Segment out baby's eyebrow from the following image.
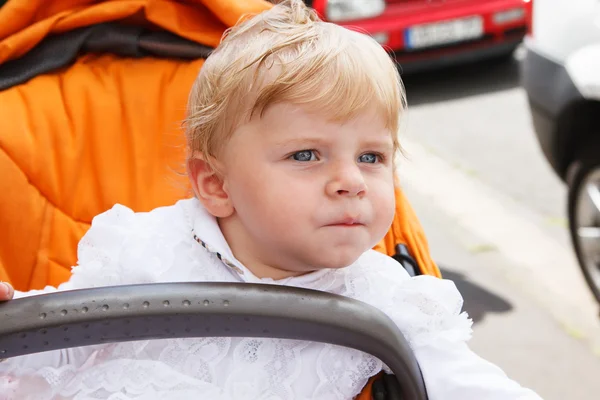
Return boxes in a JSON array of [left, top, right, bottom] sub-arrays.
[[272, 136, 394, 151], [361, 138, 394, 151], [273, 137, 329, 148]]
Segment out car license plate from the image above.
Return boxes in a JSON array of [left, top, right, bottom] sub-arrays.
[[405, 16, 484, 50]]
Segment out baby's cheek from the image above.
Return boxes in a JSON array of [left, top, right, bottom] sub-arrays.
[[372, 184, 396, 235]]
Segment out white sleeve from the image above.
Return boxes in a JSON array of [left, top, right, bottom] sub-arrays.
[[356, 252, 544, 400], [415, 338, 543, 400], [392, 275, 543, 399], [0, 203, 154, 395]]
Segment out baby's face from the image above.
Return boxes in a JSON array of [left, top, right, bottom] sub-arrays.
[[218, 103, 396, 276]]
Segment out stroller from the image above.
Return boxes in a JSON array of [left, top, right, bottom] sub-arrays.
[[0, 1, 441, 398]]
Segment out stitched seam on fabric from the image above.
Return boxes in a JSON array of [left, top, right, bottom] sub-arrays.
[[43, 204, 91, 276], [0, 140, 89, 225], [28, 200, 53, 289], [0, 144, 88, 288], [0, 146, 47, 289]]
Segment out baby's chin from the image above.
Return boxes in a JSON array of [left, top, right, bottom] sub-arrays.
[[310, 248, 367, 270]]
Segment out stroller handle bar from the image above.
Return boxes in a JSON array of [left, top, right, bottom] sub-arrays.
[[0, 282, 427, 399]]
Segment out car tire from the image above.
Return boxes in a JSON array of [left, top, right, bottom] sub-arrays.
[[568, 146, 600, 304]]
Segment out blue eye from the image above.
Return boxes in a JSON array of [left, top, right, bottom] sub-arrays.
[[291, 150, 317, 162], [358, 153, 379, 163]]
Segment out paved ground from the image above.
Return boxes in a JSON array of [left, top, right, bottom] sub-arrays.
[[397, 53, 600, 399]]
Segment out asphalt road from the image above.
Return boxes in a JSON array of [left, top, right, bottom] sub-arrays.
[[397, 53, 600, 400]]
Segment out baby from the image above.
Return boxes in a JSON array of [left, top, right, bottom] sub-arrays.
[[0, 1, 544, 399]]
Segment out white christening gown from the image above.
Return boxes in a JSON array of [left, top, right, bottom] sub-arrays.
[[0, 198, 543, 400]]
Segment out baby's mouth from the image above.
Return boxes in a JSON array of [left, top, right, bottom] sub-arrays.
[[326, 217, 365, 227]]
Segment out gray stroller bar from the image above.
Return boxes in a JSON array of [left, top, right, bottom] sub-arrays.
[[0, 282, 427, 399]]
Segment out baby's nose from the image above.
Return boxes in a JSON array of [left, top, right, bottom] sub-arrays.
[[325, 165, 367, 197]]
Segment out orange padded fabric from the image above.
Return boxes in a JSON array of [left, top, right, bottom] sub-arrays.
[[0, 54, 205, 289], [0, 0, 271, 65], [0, 0, 272, 289]]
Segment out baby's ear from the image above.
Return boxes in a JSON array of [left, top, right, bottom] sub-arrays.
[[187, 154, 234, 218]]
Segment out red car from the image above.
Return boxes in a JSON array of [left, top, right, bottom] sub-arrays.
[[309, 0, 533, 73]]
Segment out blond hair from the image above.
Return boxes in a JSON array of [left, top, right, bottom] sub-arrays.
[[185, 0, 406, 166]]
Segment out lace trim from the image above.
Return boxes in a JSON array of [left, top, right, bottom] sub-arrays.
[[0, 201, 474, 400]]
